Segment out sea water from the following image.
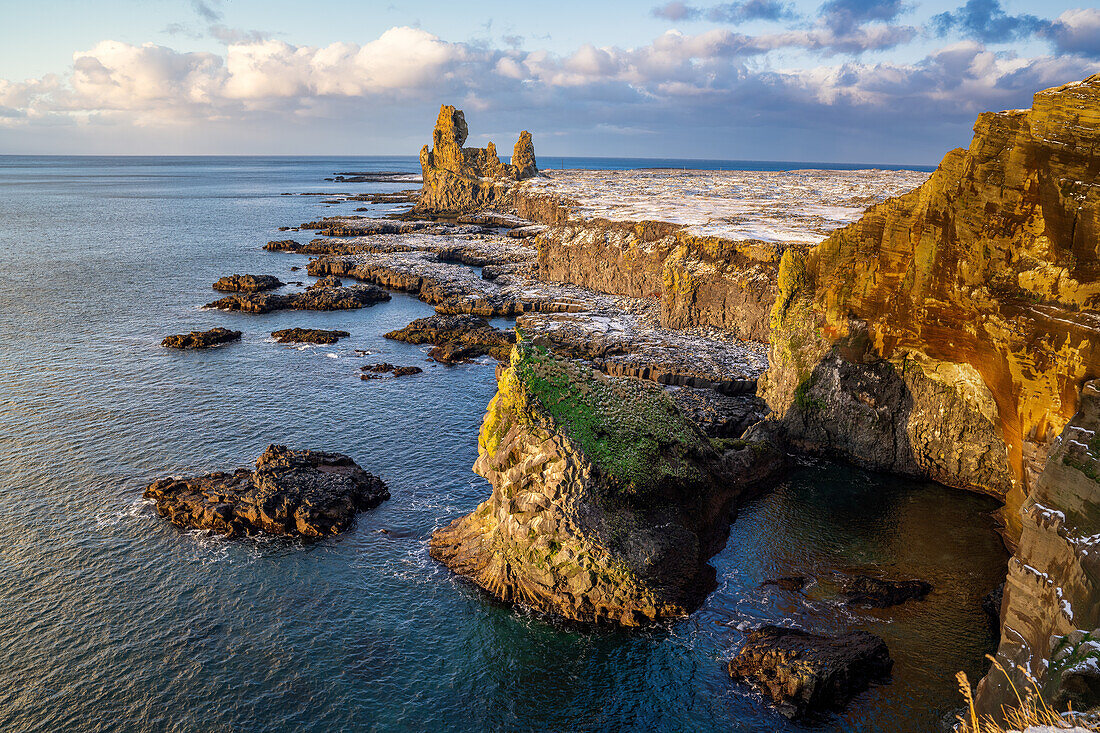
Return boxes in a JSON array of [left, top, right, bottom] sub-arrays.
[[0, 156, 1000, 732]]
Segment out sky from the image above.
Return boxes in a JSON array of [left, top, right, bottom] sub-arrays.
[[0, 0, 1098, 164]]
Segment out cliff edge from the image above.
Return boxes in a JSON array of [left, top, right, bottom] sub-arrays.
[[752, 74, 1100, 717]]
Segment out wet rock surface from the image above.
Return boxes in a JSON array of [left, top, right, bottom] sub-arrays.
[[212, 274, 284, 293], [205, 284, 390, 313], [143, 444, 389, 538], [727, 625, 893, 719], [385, 314, 515, 362], [360, 363, 423, 379], [161, 327, 241, 349], [271, 328, 350, 345], [842, 575, 932, 608]]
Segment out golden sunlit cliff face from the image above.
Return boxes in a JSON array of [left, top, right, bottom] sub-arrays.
[[760, 74, 1100, 539], [755, 74, 1100, 719]]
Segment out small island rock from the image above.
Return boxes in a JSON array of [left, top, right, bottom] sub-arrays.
[[143, 444, 389, 538], [271, 328, 350, 345], [161, 327, 242, 349], [212, 274, 284, 293]]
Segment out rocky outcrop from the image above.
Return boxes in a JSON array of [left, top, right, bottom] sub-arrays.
[[842, 575, 932, 608], [727, 626, 893, 719], [143, 444, 389, 538], [271, 328, 350, 345], [205, 284, 390, 313], [413, 105, 538, 216], [161, 327, 241, 349], [429, 341, 784, 625], [976, 379, 1100, 716], [212, 274, 284, 293], [384, 314, 515, 362], [360, 363, 423, 379], [532, 222, 780, 342], [511, 169, 925, 343], [307, 276, 342, 290]]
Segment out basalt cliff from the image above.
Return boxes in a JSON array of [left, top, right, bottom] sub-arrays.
[[749, 75, 1100, 717]]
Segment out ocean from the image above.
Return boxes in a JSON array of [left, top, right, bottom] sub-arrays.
[[0, 155, 1000, 732]]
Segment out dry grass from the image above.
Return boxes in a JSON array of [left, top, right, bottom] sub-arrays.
[[956, 655, 1100, 732]]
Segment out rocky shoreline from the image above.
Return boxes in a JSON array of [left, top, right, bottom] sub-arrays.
[[149, 77, 1100, 725]]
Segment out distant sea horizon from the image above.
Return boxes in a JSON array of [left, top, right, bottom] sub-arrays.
[[0, 153, 938, 173]]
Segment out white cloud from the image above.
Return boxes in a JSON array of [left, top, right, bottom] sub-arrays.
[[1, 22, 1098, 160]]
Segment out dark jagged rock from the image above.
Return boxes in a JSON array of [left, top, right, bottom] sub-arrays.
[[360, 363, 423, 380], [271, 328, 350, 345], [161, 327, 241, 349], [205, 285, 390, 313], [307, 276, 343, 289], [212, 274, 284, 293], [728, 626, 893, 719], [414, 104, 538, 216], [265, 239, 301, 251], [385, 314, 515, 362], [843, 575, 932, 608], [428, 342, 485, 365], [143, 444, 389, 538], [668, 387, 766, 439]]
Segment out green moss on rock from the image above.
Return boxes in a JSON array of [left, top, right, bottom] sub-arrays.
[[508, 341, 710, 498]]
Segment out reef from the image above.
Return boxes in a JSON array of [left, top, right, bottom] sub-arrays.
[[143, 444, 389, 538], [428, 342, 784, 625], [212, 274, 284, 293], [161, 327, 241, 349], [384, 314, 515, 362], [271, 328, 350, 345], [727, 626, 893, 719], [205, 284, 390, 313]]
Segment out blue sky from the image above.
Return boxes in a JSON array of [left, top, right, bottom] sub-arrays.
[[1, 0, 1097, 163]]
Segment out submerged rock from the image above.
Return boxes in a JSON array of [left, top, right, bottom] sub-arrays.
[[212, 274, 284, 293], [271, 328, 350, 345], [205, 284, 390, 313], [360, 363, 423, 379], [727, 625, 892, 719], [161, 327, 241, 349], [763, 576, 807, 592], [843, 575, 932, 608], [143, 444, 389, 538], [429, 341, 784, 625]]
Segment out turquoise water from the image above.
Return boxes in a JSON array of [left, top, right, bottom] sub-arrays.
[[0, 156, 1000, 731]]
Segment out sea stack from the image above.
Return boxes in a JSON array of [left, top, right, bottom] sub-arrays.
[[429, 341, 783, 625], [414, 104, 538, 216]]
